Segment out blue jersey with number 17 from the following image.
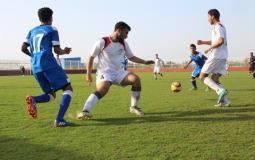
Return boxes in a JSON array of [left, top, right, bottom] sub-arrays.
[[25, 25, 60, 73]]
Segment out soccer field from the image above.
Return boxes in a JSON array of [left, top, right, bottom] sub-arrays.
[[1, 72, 255, 160]]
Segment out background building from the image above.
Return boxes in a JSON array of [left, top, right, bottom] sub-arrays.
[[59, 57, 84, 70]]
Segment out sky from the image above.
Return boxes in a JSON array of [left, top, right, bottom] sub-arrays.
[[0, 0, 254, 62]]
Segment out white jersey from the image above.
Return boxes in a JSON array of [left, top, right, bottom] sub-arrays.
[[154, 58, 162, 68], [208, 23, 228, 60], [90, 38, 134, 72]]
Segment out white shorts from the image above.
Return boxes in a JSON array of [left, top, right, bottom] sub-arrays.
[[154, 66, 161, 73], [201, 59, 227, 75], [96, 70, 129, 86]]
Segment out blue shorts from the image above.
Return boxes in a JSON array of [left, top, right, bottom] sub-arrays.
[[34, 66, 70, 93], [192, 67, 202, 78]]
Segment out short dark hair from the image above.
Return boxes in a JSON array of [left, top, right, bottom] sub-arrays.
[[208, 9, 220, 20], [190, 44, 196, 49], [114, 21, 131, 31], [38, 7, 53, 23]]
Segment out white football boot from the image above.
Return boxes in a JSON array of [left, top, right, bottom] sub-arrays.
[[130, 106, 144, 116]]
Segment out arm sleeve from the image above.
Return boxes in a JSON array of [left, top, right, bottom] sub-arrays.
[[51, 27, 60, 46], [90, 39, 105, 58], [124, 41, 134, 58], [216, 24, 225, 39], [198, 52, 203, 58], [25, 31, 31, 45]]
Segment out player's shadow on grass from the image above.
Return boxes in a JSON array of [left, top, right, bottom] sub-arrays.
[[229, 88, 255, 92], [0, 136, 95, 160], [89, 106, 255, 126], [230, 103, 255, 108], [0, 86, 39, 89]]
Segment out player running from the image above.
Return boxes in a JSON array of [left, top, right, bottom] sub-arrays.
[[153, 54, 165, 80], [197, 9, 230, 107], [77, 22, 154, 120], [21, 7, 73, 127], [184, 44, 207, 90]]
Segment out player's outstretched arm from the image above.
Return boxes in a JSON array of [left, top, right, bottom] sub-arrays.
[[21, 43, 31, 57], [54, 46, 72, 55], [86, 56, 94, 83], [197, 40, 211, 46], [128, 56, 154, 65], [184, 60, 192, 69]]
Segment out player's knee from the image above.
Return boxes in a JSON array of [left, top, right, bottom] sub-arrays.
[[135, 75, 141, 83], [48, 92, 56, 101], [98, 86, 110, 96], [96, 89, 107, 98], [61, 84, 73, 98], [133, 75, 141, 86], [96, 81, 111, 95], [199, 73, 207, 81], [211, 77, 217, 82], [93, 91, 104, 99], [211, 75, 219, 82], [199, 75, 205, 81], [63, 84, 73, 92], [63, 90, 73, 98]]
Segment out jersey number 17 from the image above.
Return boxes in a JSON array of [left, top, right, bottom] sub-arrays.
[[32, 33, 44, 53]]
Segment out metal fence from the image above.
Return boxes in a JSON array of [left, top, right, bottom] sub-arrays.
[[0, 60, 250, 71], [0, 61, 31, 70]]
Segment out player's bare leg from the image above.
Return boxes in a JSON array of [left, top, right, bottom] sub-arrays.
[[121, 73, 144, 116]]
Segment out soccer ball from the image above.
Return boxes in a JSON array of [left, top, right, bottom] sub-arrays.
[[170, 81, 182, 92]]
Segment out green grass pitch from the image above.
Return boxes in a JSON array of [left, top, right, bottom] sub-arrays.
[[0, 72, 255, 160]]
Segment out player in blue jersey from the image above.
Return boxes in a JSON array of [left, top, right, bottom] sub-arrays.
[[184, 44, 207, 90], [21, 7, 73, 127]]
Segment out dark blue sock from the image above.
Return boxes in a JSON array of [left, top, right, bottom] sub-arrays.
[[33, 94, 51, 103], [56, 93, 72, 122], [191, 80, 197, 88]]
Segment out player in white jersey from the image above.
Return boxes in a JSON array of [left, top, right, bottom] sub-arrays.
[[153, 54, 164, 79], [197, 9, 230, 107], [77, 22, 154, 119]]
